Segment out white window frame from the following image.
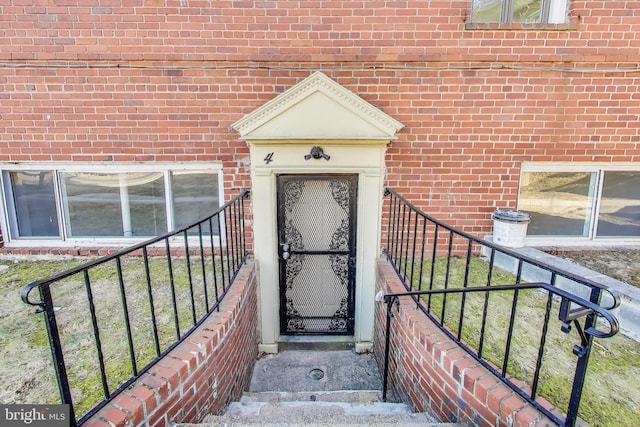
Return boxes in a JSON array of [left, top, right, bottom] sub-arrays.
[[472, 0, 568, 24], [0, 162, 225, 248], [518, 162, 640, 247]]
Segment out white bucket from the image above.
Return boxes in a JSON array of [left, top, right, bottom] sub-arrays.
[[492, 210, 530, 248]]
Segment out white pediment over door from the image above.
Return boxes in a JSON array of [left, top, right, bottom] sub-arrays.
[[231, 71, 403, 140]]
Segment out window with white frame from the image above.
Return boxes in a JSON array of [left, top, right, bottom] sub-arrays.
[[1, 164, 222, 243], [518, 167, 640, 240], [471, 0, 568, 24]]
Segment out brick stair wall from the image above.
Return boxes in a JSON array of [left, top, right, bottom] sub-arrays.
[[84, 260, 258, 427], [374, 259, 557, 427]]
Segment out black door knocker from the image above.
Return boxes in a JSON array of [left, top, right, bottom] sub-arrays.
[[304, 146, 330, 161]]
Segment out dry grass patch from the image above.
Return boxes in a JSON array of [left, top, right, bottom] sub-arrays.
[[409, 256, 640, 427], [1, 255, 226, 417]]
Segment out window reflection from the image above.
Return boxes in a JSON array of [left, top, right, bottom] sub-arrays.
[[472, 0, 564, 23], [472, 0, 503, 23], [519, 172, 596, 237], [513, 0, 542, 23], [597, 172, 640, 237], [61, 172, 166, 237]]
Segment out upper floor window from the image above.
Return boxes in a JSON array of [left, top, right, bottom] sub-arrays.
[[471, 0, 567, 24]]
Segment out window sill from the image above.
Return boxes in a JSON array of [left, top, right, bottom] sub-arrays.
[[465, 22, 578, 31]]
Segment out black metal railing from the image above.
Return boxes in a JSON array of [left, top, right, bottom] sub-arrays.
[[381, 188, 620, 427], [21, 189, 251, 427]]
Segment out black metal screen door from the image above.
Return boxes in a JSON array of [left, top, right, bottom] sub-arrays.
[[277, 174, 358, 335]]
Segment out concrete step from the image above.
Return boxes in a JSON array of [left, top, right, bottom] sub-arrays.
[[237, 390, 386, 403], [172, 391, 462, 426]]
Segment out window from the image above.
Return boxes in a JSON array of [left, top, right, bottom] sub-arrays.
[[518, 166, 640, 241], [471, 0, 567, 24], [0, 164, 222, 244]]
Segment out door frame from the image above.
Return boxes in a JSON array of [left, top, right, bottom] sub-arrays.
[[246, 143, 391, 354], [231, 72, 403, 353], [276, 174, 359, 335]]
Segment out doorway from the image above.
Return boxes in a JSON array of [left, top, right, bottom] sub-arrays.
[[277, 174, 358, 335]]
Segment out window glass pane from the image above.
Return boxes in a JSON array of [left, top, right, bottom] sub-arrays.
[[61, 172, 167, 237], [123, 173, 167, 236], [519, 172, 596, 237], [513, 0, 542, 23], [9, 171, 60, 237], [62, 172, 124, 237], [596, 171, 640, 238], [172, 172, 219, 235], [472, 0, 503, 23]]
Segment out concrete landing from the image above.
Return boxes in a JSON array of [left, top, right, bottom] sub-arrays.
[[249, 350, 384, 394], [170, 350, 460, 427]]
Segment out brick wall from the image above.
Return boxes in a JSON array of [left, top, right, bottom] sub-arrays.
[[83, 260, 258, 427], [373, 259, 557, 426], [1, 1, 639, 238]]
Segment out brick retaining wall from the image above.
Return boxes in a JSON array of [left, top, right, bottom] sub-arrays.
[[84, 260, 258, 427], [374, 258, 556, 426]]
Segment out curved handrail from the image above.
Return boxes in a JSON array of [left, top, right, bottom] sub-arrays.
[[21, 189, 251, 308], [382, 187, 622, 426], [384, 281, 620, 339], [20, 189, 251, 427], [384, 187, 622, 312]]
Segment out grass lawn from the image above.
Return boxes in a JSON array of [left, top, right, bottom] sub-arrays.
[[401, 255, 640, 426], [0, 254, 225, 417], [1, 255, 639, 426], [551, 249, 640, 290]]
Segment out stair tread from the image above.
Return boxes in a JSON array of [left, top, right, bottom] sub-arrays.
[[239, 390, 385, 403], [224, 399, 417, 417], [170, 391, 463, 426], [174, 403, 461, 425]]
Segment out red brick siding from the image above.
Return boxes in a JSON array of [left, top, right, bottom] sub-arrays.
[[1, 1, 639, 239], [373, 259, 557, 426], [83, 260, 258, 427], [1, 1, 638, 64]]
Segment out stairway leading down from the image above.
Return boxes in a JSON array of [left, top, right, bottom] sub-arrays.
[[172, 349, 461, 426]]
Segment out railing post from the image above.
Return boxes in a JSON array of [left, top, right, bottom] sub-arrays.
[[565, 287, 601, 427], [39, 284, 77, 426], [382, 295, 396, 402]]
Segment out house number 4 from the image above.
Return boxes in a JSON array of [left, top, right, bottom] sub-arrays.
[[264, 152, 274, 164]]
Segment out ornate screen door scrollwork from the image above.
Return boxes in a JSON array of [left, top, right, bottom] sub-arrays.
[[277, 174, 358, 335]]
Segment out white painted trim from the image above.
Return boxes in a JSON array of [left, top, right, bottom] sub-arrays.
[[0, 161, 223, 172], [232, 71, 403, 140], [526, 237, 640, 248], [521, 162, 640, 172], [548, 0, 568, 24], [234, 70, 403, 351]]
